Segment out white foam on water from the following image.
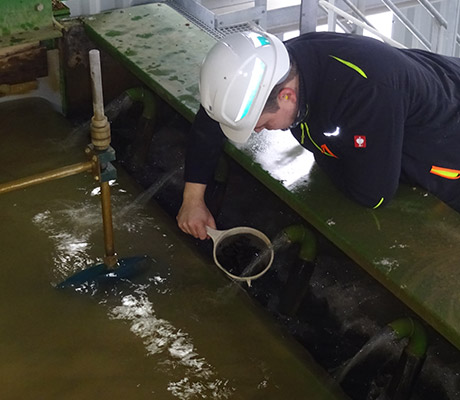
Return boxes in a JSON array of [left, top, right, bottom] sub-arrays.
[[109, 291, 234, 399]]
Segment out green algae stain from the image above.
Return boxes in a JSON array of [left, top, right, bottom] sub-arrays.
[[131, 16, 142, 21], [178, 94, 199, 105], [185, 84, 200, 97], [106, 30, 125, 37], [160, 27, 174, 34], [168, 75, 185, 84], [150, 69, 175, 77], [136, 33, 153, 39], [124, 48, 137, 56], [20, 22, 35, 31]]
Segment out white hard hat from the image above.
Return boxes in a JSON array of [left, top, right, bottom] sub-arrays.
[[199, 31, 290, 143]]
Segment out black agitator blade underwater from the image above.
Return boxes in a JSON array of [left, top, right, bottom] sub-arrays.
[[56, 255, 155, 289]]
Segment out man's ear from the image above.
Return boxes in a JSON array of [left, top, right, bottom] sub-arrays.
[[278, 87, 297, 104]]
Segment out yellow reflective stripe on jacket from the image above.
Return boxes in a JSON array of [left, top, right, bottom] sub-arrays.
[[330, 55, 368, 79], [430, 165, 460, 179], [300, 122, 306, 144], [373, 197, 384, 209], [301, 121, 338, 158]]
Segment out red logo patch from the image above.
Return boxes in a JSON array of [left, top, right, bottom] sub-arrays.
[[354, 135, 366, 148]]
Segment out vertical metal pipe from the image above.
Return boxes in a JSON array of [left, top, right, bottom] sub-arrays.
[[89, 49, 105, 122], [327, 0, 337, 31], [300, 0, 319, 34], [89, 49, 111, 150], [440, 0, 460, 56], [100, 181, 117, 268]]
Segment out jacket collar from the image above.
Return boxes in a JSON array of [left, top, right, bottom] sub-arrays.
[[289, 68, 308, 129]]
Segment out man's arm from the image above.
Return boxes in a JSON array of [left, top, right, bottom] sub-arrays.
[[177, 106, 226, 238]]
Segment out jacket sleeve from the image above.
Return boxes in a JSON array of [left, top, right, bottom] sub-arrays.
[[312, 84, 406, 208], [184, 105, 226, 184]]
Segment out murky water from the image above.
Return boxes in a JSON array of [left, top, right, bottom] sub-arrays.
[[0, 99, 346, 399]]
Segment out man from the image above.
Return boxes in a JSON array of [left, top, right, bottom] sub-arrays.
[[177, 30, 460, 239]]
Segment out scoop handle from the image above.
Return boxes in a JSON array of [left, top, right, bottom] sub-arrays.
[[206, 226, 225, 243]]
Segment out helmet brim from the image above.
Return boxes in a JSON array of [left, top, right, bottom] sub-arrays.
[[220, 122, 254, 144]]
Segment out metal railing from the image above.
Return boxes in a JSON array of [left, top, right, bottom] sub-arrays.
[[317, 0, 460, 56], [318, 0, 406, 48], [165, 0, 460, 56]]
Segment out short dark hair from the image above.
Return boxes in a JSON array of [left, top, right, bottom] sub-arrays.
[[262, 55, 298, 114]]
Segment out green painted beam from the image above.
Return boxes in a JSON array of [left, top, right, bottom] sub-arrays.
[[84, 3, 460, 351], [0, 0, 61, 47], [227, 131, 460, 351], [84, 3, 215, 122]]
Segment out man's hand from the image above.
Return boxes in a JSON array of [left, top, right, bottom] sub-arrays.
[[177, 182, 216, 240]]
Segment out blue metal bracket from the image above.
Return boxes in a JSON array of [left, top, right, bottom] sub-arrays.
[[85, 144, 117, 182]]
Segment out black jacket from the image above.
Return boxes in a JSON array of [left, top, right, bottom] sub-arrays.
[[185, 32, 460, 210]]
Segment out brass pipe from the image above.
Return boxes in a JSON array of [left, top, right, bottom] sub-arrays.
[[0, 161, 94, 195], [100, 181, 118, 268], [89, 49, 117, 268]]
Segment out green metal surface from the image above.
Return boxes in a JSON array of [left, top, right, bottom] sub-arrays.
[[0, 0, 61, 47], [83, 3, 460, 351], [229, 131, 460, 351], [84, 3, 215, 122], [52, 0, 70, 19]]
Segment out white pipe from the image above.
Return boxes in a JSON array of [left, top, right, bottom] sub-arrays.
[[89, 49, 105, 121]]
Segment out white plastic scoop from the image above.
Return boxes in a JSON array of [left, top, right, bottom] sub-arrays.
[[206, 226, 274, 286]]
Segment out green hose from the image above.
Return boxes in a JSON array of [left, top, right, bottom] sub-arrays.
[[388, 317, 428, 358], [282, 224, 317, 262], [125, 87, 157, 120]]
